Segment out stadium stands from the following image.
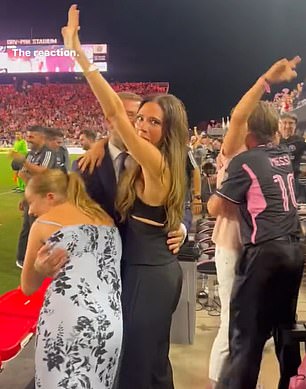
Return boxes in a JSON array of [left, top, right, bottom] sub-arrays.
[[0, 81, 169, 146]]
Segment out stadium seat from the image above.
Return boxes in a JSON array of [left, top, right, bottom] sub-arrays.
[[0, 278, 51, 370]]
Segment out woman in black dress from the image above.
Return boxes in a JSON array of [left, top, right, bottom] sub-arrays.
[[62, 6, 188, 388]]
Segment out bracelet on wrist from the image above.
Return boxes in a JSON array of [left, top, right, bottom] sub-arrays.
[[83, 64, 99, 76]]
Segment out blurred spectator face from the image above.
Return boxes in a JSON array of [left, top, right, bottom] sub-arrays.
[[122, 99, 141, 125], [279, 118, 297, 139], [200, 136, 210, 146], [212, 139, 222, 151], [135, 102, 163, 145], [56, 136, 64, 147], [26, 130, 45, 150], [80, 134, 94, 151], [190, 136, 197, 145], [110, 98, 141, 150], [15, 132, 22, 140], [202, 161, 216, 176], [46, 136, 62, 151]]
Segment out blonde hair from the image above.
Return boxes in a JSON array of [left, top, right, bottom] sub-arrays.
[[116, 94, 188, 231], [27, 169, 110, 222]]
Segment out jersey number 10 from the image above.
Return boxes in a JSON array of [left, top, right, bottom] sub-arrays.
[[273, 173, 298, 211]]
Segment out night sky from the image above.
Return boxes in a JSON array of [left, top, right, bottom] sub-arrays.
[[1, 0, 306, 124]]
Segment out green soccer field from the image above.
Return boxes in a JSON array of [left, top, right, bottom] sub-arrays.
[[0, 151, 22, 294], [0, 152, 79, 295]]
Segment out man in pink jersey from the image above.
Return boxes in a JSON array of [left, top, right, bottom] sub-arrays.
[[208, 57, 303, 389]]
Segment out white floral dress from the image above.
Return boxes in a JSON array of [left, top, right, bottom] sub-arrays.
[[35, 223, 122, 389]]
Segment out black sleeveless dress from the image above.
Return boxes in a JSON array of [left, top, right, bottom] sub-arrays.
[[118, 197, 183, 389]]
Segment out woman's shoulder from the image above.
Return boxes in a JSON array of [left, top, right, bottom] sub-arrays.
[[92, 214, 115, 228]]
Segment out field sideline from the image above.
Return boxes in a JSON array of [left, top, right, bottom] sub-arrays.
[[0, 152, 79, 294]]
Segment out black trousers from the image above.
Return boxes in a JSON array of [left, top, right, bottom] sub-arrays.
[[118, 261, 182, 389], [16, 202, 35, 264], [216, 239, 304, 389]]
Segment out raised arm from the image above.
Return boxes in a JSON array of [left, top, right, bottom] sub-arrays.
[[222, 57, 301, 158], [62, 5, 165, 178]]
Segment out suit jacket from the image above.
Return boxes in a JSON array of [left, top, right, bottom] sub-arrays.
[[80, 144, 118, 221]]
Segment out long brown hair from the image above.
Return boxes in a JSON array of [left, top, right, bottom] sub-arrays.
[[116, 94, 188, 231], [28, 169, 111, 222]]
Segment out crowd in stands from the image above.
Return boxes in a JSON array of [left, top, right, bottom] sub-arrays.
[[0, 78, 304, 149], [0, 79, 227, 150], [272, 82, 305, 112], [0, 81, 169, 147], [199, 83, 306, 137], [112, 81, 169, 95]]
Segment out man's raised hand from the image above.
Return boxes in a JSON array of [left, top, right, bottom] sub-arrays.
[[265, 56, 301, 85]]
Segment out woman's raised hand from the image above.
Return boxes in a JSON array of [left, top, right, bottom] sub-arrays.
[[61, 4, 82, 53]]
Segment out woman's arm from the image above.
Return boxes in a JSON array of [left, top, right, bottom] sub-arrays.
[[207, 194, 239, 219], [21, 222, 46, 295], [62, 5, 166, 179], [21, 222, 68, 295], [222, 57, 301, 158]]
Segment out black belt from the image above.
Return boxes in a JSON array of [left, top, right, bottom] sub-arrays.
[[245, 235, 300, 247], [273, 235, 300, 243]]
